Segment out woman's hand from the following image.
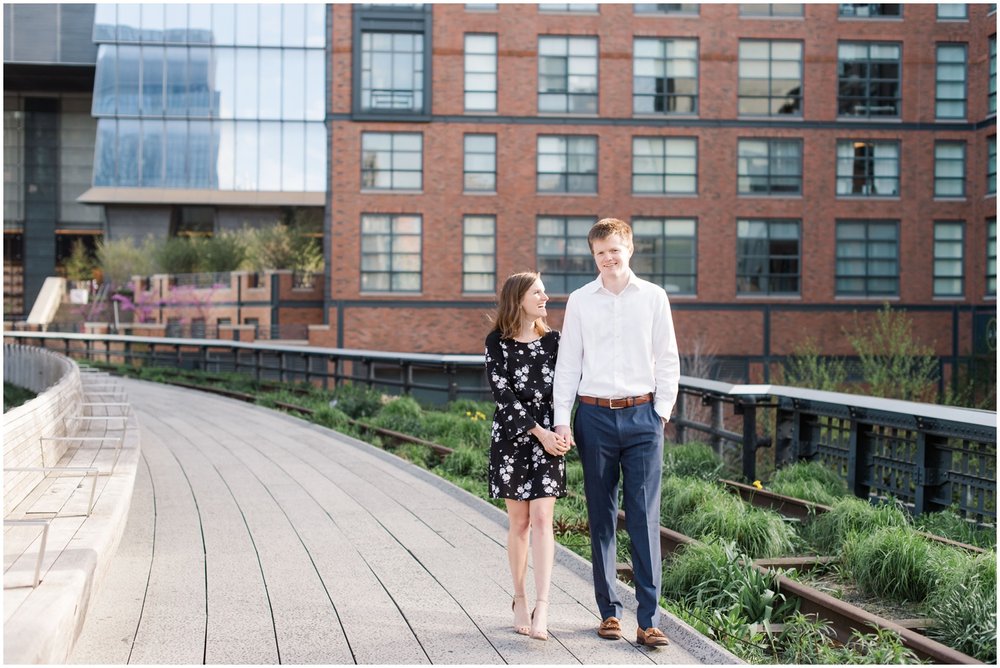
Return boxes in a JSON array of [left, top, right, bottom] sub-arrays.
[[532, 426, 571, 457]]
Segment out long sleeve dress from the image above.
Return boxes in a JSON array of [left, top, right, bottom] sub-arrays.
[[485, 329, 567, 501]]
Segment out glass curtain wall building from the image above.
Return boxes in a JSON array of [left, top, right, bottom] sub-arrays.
[[82, 3, 327, 238]]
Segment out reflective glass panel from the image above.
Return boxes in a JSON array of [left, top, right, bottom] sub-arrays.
[[282, 123, 305, 190], [165, 120, 187, 186]]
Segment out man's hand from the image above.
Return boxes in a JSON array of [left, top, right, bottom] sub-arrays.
[[555, 424, 575, 448]]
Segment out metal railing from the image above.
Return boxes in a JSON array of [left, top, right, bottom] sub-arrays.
[[5, 330, 995, 525]]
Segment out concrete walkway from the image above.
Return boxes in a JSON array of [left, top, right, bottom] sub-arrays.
[[69, 378, 738, 665]]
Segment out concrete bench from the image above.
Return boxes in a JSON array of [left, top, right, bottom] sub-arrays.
[[3, 349, 141, 663]]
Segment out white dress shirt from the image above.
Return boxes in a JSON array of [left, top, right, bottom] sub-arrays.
[[553, 270, 681, 426]]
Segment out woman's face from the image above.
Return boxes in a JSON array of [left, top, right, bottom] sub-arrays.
[[520, 279, 548, 322]]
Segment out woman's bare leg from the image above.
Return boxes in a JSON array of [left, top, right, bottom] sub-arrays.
[[528, 497, 556, 639], [505, 499, 531, 633]]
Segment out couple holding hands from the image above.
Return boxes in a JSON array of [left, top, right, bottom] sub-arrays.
[[485, 218, 681, 646]]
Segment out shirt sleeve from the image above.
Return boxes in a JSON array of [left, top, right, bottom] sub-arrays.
[[552, 293, 583, 426], [485, 332, 538, 441], [652, 288, 681, 422]]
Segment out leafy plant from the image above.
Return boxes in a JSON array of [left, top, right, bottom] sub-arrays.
[[64, 239, 96, 282], [915, 506, 997, 549], [200, 231, 247, 272], [827, 627, 923, 664], [775, 612, 838, 664], [372, 396, 425, 437], [846, 304, 939, 403], [97, 236, 157, 289], [925, 579, 997, 663], [329, 384, 384, 419], [780, 337, 848, 392], [437, 445, 486, 478], [153, 236, 203, 274]]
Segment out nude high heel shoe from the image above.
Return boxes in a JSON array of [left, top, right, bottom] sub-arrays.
[[529, 599, 549, 641], [512, 595, 530, 635]]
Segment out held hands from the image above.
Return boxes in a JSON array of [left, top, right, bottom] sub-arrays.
[[532, 425, 572, 457]]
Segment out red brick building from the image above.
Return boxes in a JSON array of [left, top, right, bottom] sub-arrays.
[[315, 3, 996, 382]]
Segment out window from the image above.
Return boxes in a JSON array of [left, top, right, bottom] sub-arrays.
[[737, 139, 803, 195], [836, 140, 899, 197], [990, 137, 997, 195], [632, 137, 697, 194], [360, 31, 425, 113], [740, 4, 804, 17], [937, 4, 968, 19], [737, 219, 801, 295], [539, 4, 598, 12], [360, 213, 422, 292], [835, 220, 899, 296], [465, 3, 497, 10], [463, 215, 495, 293], [936, 44, 967, 119], [933, 221, 964, 297], [634, 4, 699, 15], [361, 132, 422, 190], [633, 38, 698, 115], [465, 34, 497, 112], [538, 36, 598, 114], [837, 42, 901, 117], [988, 218, 996, 296], [934, 142, 966, 197], [738, 40, 802, 116], [838, 4, 902, 18], [990, 35, 996, 116], [536, 215, 596, 294], [537, 135, 598, 193], [631, 218, 697, 295], [464, 134, 496, 192]]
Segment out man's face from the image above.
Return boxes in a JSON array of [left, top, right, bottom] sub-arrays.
[[591, 233, 633, 282]]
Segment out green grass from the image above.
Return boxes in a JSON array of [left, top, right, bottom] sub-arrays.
[[915, 506, 997, 549], [663, 442, 723, 480], [840, 526, 938, 602], [767, 461, 849, 506], [803, 497, 910, 554], [4, 383, 36, 412]]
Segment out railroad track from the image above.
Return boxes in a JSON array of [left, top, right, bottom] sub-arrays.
[[99, 368, 983, 664]]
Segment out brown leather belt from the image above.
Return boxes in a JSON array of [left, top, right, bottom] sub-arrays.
[[578, 393, 654, 410]]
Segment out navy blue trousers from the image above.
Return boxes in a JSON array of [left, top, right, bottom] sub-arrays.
[[574, 400, 664, 629]]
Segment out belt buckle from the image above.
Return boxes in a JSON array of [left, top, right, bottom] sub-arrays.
[[608, 397, 628, 410]]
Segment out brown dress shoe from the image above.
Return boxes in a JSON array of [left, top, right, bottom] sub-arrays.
[[597, 616, 622, 639], [636, 626, 670, 647]]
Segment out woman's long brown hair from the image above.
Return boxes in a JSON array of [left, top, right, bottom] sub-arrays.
[[491, 272, 551, 340]]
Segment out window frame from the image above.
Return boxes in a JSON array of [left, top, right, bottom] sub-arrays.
[[933, 141, 966, 198], [737, 39, 804, 117], [634, 4, 700, 16], [989, 35, 997, 117], [835, 219, 900, 297], [631, 217, 698, 295], [739, 4, 804, 18], [737, 138, 803, 196], [632, 37, 699, 117], [987, 217, 997, 297], [937, 4, 968, 20], [537, 35, 599, 115], [838, 4, 903, 19], [462, 214, 496, 294], [933, 220, 965, 298], [360, 212, 423, 293], [360, 131, 423, 192], [632, 136, 698, 195], [536, 134, 598, 194], [464, 33, 497, 113], [935, 43, 968, 120], [463, 133, 497, 193], [835, 139, 900, 198], [837, 41, 902, 118], [989, 136, 997, 196], [535, 215, 598, 295], [736, 218, 802, 296]]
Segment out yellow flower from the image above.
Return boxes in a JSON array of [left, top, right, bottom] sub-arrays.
[[752, 480, 763, 490]]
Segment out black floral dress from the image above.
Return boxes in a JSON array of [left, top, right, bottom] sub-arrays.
[[485, 329, 567, 500]]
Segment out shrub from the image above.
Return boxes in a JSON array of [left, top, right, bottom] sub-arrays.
[[394, 443, 436, 469], [663, 442, 723, 480], [780, 337, 848, 392], [677, 496, 798, 559], [373, 396, 424, 437], [201, 231, 247, 272], [312, 405, 353, 431], [438, 446, 486, 479], [660, 476, 730, 526], [841, 526, 937, 602], [97, 236, 157, 289], [846, 304, 939, 403], [330, 384, 384, 419], [154, 236, 202, 274], [65, 239, 96, 281]]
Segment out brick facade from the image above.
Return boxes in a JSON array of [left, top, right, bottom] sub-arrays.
[[320, 4, 996, 378]]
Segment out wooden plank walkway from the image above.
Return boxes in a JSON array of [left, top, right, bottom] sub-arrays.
[[69, 378, 738, 665]]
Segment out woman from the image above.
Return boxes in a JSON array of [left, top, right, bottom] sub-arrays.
[[486, 272, 570, 642]]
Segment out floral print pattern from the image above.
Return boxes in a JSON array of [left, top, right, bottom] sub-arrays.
[[485, 329, 566, 500]]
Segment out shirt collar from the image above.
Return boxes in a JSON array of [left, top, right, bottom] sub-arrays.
[[588, 270, 640, 294]]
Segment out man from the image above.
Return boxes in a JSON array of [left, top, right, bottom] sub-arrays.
[[553, 217, 680, 648]]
